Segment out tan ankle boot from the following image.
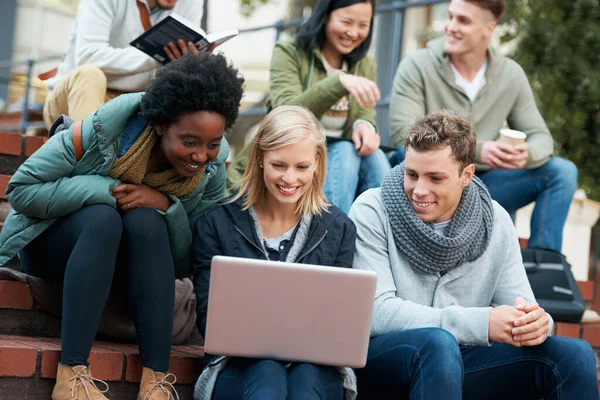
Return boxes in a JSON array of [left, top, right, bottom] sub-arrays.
[[137, 367, 179, 400], [51, 364, 109, 400]]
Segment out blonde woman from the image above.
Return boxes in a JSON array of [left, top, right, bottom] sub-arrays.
[[192, 106, 357, 399]]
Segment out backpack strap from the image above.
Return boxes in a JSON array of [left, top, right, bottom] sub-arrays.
[[136, 0, 152, 31], [72, 121, 84, 161]]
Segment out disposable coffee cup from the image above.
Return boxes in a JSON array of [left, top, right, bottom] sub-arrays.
[[498, 128, 526, 146]]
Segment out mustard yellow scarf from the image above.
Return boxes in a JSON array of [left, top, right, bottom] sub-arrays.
[[109, 125, 204, 198]]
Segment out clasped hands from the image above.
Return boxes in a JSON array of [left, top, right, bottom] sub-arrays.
[[110, 183, 170, 213], [489, 296, 550, 347]]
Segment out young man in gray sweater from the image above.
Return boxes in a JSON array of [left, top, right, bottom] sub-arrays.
[[388, 0, 577, 253], [349, 111, 598, 399]]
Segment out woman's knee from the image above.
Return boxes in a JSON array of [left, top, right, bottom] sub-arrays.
[[327, 141, 361, 172], [122, 208, 168, 243], [288, 363, 342, 398], [245, 360, 288, 398], [77, 205, 122, 239]]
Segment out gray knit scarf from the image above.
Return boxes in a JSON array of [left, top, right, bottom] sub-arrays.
[[381, 165, 494, 274]]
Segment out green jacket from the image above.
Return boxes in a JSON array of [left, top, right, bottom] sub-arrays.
[[389, 37, 554, 170], [0, 93, 228, 277], [227, 39, 378, 193]]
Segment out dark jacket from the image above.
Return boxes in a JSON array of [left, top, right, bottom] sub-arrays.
[[192, 198, 357, 338]]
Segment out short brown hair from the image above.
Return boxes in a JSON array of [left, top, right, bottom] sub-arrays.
[[465, 0, 506, 20], [405, 110, 476, 173]]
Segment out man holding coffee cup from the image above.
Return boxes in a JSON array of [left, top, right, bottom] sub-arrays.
[[388, 0, 577, 253]]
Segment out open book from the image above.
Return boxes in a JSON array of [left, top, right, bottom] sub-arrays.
[[130, 13, 238, 64]]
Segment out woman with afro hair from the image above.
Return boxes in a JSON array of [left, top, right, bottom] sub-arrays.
[[0, 52, 244, 400]]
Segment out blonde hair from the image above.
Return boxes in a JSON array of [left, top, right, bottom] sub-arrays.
[[232, 105, 329, 216]]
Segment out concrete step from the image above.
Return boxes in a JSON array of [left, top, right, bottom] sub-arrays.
[[0, 335, 203, 399]]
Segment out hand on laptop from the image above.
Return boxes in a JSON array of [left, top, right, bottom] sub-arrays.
[[511, 296, 550, 346]]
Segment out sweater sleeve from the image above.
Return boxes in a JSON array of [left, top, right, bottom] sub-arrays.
[[349, 190, 491, 345], [489, 204, 555, 335], [73, 0, 161, 76], [389, 56, 427, 148], [506, 65, 554, 168], [269, 42, 348, 117]]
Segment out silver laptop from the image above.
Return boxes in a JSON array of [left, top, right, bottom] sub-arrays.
[[204, 256, 377, 368]]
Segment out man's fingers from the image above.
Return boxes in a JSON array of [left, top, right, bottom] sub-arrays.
[[514, 309, 546, 329], [514, 296, 526, 310], [164, 45, 176, 61], [495, 142, 519, 155], [167, 41, 182, 59], [519, 327, 548, 346], [178, 39, 189, 55], [188, 42, 199, 54], [514, 323, 548, 342], [521, 302, 540, 314]]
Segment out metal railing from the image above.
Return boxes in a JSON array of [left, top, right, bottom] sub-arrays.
[[0, 0, 449, 141]]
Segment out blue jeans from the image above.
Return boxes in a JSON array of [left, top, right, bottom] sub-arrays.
[[20, 205, 175, 372], [325, 141, 391, 214], [355, 328, 599, 400], [213, 358, 343, 400], [477, 157, 578, 252], [389, 146, 406, 168]]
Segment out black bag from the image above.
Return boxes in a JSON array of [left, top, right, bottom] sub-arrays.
[[522, 248, 585, 323]]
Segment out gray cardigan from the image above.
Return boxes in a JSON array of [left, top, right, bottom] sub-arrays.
[[349, 188, 553, 346]]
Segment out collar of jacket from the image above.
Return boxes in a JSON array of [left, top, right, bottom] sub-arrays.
[[222, 197, 342, 260], [82, 92, 145, 158], [427, 36, 504, 98]]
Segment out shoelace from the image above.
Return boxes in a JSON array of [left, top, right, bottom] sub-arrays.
[[69, 368, 109, 399], [143, 373, 179, 400]]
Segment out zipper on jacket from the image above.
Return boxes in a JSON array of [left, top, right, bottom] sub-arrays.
[[235, 225, 270, 260], [296, 230, 328, 263]]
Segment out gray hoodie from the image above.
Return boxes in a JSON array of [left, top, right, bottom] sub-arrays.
[[349, 188, 553, 345]]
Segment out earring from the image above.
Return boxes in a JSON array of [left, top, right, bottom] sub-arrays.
[[259, 163, 263, 168]]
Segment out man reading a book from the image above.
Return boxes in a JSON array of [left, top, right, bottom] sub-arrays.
[[42, 0, 204, 129]]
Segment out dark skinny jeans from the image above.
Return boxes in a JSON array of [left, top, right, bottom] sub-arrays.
[[19, 204, 175, 372]]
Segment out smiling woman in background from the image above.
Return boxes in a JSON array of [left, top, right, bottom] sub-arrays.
[[0, 53, 244, 400], [228, 0, 390, 214]]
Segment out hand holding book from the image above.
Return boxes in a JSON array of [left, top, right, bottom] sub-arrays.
[[130, 13, 238, 65]]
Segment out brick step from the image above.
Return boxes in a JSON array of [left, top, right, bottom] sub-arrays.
[[0, 335, 203, 399]]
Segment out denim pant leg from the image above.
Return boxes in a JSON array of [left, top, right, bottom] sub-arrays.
[[287, 363, 343, 400], [389, 146, 406, 168], [213, 358, 287, 400], [19, 205, 123, 366], [355, 328, 463, 400], [462, 337, 598, 400], [357, 148, 391, 196], [477, 157, 577, 252], [325, 141, 361, 214], [121, 208, 175, 373]]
